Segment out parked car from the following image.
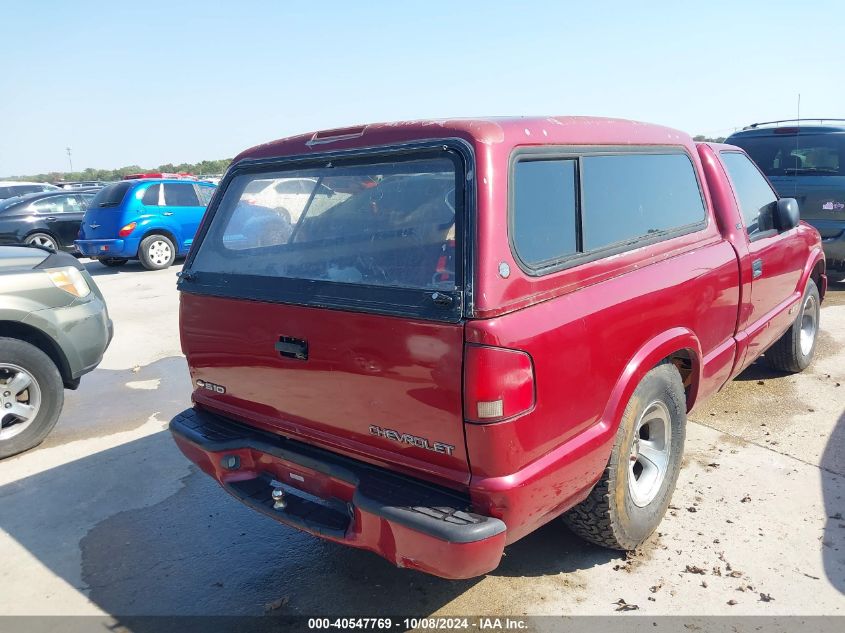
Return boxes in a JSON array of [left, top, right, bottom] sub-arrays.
[[0, 190, 97, 251], [242, 177, 350, 223], [0, 181, 60, 200], [726, 119, 845, 280], [54, 181, 108, 190], [0, 245, 112, 458], [168, 117, 825, 579], [75, 179, 216, 270]]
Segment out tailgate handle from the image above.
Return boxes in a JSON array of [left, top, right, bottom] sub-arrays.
[[275, 336, 308, 360], [431, 291, 454, 307]]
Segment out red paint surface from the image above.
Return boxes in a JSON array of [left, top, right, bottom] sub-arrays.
[[182, 293, 470, 487], [175, 117, 825, 577]]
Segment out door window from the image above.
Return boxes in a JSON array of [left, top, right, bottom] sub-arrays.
[[164, 183, 200, 206], [720, 151, 778, 237], [30, 195, 81, 214]]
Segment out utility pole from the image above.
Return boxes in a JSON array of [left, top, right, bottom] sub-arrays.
[[66, 147, 73, 172]]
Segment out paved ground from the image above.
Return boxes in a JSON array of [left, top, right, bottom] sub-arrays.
[[0, 260, 842, 617]]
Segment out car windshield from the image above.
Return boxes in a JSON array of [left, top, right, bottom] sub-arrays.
[[731, 133, 845, 177], [191, 153, 460, 291], [89, 181, 134, 207]]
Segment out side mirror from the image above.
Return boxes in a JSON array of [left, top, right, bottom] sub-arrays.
[[775, 198, 800, 231]]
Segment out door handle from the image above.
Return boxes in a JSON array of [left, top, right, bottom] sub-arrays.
[[162, 212, 174, 216], [45, 216, 58, 222], [752, 258, 763, 279]]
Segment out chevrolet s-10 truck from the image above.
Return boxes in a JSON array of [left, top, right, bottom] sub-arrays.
[[168, 117, 826, 579]]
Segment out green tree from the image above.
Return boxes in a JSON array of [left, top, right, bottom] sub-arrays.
[[4, 159, 232, 182], [693, 135, 727, 143]]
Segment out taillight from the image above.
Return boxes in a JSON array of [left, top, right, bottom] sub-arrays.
[[464, 345, 535, 423], [118, 222, 137, 237]]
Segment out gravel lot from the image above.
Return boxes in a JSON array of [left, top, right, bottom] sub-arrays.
[[0, 260, 842, 617]]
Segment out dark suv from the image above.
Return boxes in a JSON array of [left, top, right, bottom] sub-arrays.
[[726, 119, 845, 279]]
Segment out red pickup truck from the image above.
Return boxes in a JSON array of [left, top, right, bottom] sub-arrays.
[[169, 117, 826, 579]]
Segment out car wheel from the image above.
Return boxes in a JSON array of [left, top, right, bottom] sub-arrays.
[[139, 234, 176, 270], [563, 360, 686, 549], [766, 279, 820, 373], [0, 338, 64, 459], [25, 233, 57, 250], [99, 257, 129, 268]]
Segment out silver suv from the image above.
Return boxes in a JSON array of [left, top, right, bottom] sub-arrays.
[[0, 245, 112, 457]]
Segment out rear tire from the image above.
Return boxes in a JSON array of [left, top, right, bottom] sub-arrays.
[[98, 257, 128, 268], [766, 279, 820, 373], [0, 338, 64, 459], [138, 234, 176, 270], [25, 232, 58, 250], [563, 360, 686, 549]]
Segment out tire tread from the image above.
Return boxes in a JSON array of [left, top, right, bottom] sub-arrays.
[[563, 360, 683, 550]]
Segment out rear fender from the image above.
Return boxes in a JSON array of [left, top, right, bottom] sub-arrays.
[[601, 328, 702, 437]]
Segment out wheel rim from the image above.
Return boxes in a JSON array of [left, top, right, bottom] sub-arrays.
[[799, 294, 818, 357], [148, 240, 172, 266], [27, 234, 56, 249], [628, 400, 672, 507], [0, 363, 42, 441]]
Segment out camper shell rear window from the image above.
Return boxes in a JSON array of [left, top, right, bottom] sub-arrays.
[[184, 144, 468, 322]]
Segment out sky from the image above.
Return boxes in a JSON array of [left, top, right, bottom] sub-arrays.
[[1, 0, 843, 176]]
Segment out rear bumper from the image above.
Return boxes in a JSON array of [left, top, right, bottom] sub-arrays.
[[822, 236, 845, 269], [169, 407, 507, 579], [75, 238, 134, 258]]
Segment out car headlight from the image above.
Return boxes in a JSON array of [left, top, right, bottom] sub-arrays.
[[46, 267, 91, 298]]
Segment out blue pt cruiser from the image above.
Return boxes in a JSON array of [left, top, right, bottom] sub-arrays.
[[76, 179, 215, 270]]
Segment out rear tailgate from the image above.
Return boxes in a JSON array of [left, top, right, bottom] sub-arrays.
[[78, 181, 135, 239], [181, 293, 468, 484], [769, 174, 845, 230], [179, 143, 471, 486]]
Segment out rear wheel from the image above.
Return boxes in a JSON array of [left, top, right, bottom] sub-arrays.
[[25, 233, 57, 250], [766, 279, 820, 373], [138, 234, 176, 270], [0, 338, 64, 459], [564, 360, 686, 549], [98, 257, 129, 268]]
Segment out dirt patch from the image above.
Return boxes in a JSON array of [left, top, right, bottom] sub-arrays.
[[822, 281, 845, 307]]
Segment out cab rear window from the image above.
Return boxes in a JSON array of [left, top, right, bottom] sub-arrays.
[[191, 153, 460, 291]]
